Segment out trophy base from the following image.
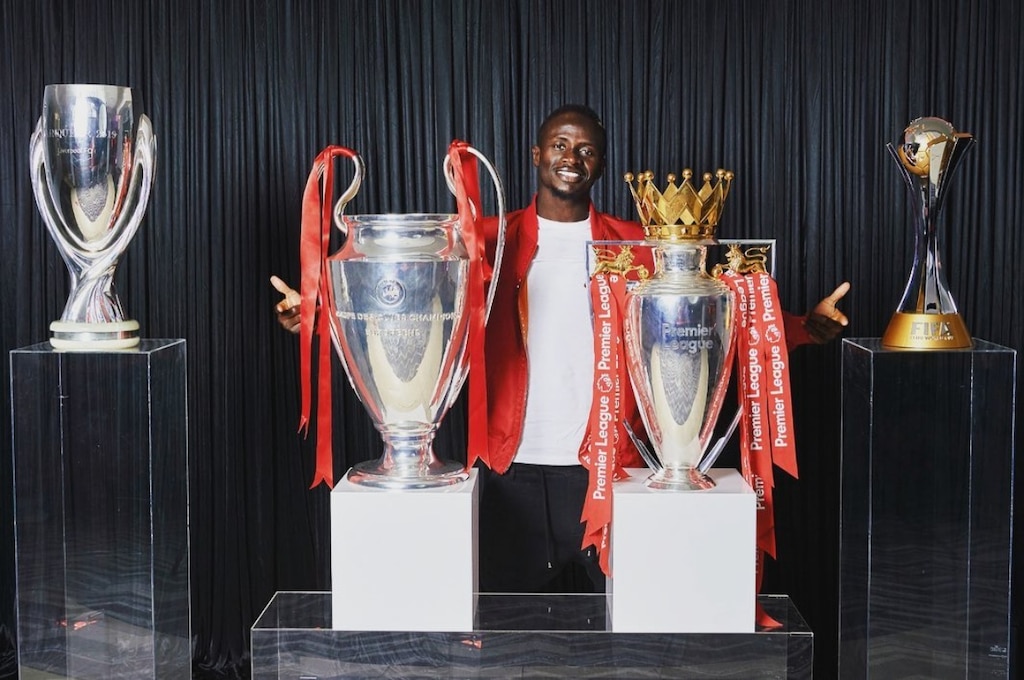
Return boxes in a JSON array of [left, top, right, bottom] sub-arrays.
[[50, 320, 140, 351], [881, 312, 972, 350], [645, 466, 716, 491], [346, 458, 469, 490]]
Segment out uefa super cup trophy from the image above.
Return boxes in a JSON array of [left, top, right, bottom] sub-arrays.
[[324, 145, 506, 489], [622, 170, 737, 490], [881, 117, 975, 349], [30, 84, 156, 350]]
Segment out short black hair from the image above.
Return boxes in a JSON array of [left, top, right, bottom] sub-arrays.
[[537, 104, 607, 156]]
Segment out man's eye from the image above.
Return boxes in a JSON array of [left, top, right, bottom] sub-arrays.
[[554, 142, 566, 150]]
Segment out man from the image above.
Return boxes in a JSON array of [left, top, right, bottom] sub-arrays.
[[274, 104, 850, 593]]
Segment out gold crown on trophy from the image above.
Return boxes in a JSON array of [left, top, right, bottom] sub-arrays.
[[624, 168, 734, 241]]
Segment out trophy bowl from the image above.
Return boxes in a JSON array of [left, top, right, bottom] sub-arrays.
[[30, 83, 156, 350]]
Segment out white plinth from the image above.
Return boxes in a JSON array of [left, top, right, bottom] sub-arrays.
[[331, 469, 478, 631], [609, 467, 756, 633]]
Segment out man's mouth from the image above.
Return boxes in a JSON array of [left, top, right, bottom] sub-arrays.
[[556, 166, 585, 183]]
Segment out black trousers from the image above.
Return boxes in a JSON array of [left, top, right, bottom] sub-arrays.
[[476, 462, 605, 593]]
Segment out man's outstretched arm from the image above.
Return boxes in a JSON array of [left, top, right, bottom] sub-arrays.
[[785, 281, 851, 347]]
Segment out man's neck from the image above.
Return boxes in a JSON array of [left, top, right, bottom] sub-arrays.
[[535, 192, 591, 223]]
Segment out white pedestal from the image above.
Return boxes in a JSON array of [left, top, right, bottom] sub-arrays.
[[330, 470, 478, 631], [609, 467, 756, 633]]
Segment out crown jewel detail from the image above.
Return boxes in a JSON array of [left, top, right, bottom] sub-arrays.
[[624, 168, 734, 241]]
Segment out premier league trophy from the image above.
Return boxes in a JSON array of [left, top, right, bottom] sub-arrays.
[[30, 84, 156, 350], [881, 117, 975, 349], [623, 169, 737, 490], [325, 146, 505, 489]]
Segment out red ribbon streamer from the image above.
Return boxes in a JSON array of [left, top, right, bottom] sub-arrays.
[[721, 270, 798, 629], [445, 141, 492, 471], [580, 271, 630, 577], [298, 146, 358, 489]]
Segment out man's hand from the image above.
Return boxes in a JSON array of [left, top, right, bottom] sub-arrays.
[[271, 275, 301, 333], [805, 281, 850, 344]]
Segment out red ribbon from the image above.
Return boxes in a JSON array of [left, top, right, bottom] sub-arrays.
[[298, 146, 359, 489], [445, 141, 492, 471], [721, 270, 798, 628], [580, 271, 630, 577]]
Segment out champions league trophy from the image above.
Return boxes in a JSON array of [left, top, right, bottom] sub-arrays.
[[325, 146, 505, 489], [881, 117, 975, 350], [623, 170, 737, 490], [30, 84, 156, 350]]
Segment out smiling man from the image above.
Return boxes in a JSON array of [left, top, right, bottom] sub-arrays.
[[477, 105, 653, 593]]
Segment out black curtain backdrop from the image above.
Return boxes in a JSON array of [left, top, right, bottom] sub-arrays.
[[2, 1, 1022, 677]]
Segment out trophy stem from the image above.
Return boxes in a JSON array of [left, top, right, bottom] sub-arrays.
[[881, 208, 972, 349], [647, 466, 715, 491], [346, 425, 468, 489]]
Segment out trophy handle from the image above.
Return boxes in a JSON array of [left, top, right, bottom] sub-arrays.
[[30, 117, 81, 281], [443, 145, 507, 322], [696, 407, 743, 474], [98, 114, 156, 270], [331, 151, 365, 237]]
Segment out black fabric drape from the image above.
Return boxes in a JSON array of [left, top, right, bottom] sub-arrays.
[[2, 1, 1022, 677]]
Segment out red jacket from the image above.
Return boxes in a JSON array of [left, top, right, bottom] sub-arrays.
[[480, 198, 812, 475]]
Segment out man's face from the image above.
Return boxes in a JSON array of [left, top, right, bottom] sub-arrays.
[[531, 111, 606, 202]]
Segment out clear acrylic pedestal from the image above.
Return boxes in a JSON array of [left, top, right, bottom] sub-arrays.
[[251, 591, 812, 678], [839, 338, 1015, 678], [10, 340, 190, 679]]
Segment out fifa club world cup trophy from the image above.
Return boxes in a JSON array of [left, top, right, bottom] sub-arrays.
[[882, 117, 975, 350]]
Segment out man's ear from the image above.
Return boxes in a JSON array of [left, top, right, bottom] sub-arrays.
[[531, 145, 540, 167], [593, 155, 606, 180]]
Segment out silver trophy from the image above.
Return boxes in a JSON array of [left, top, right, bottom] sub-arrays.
[[621, 170, 737, 490], [30, 84, 156, 350], [326, 146, 505, 489]]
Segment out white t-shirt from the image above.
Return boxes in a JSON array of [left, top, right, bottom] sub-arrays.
[[514, 216, 595, 466]]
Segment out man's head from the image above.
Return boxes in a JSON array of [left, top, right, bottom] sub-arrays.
[[532, 105, 607, 217]]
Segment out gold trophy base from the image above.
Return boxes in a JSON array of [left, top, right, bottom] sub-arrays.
[[881, 312, 972, 350]]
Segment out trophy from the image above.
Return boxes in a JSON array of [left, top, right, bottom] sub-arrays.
[[881, 117, 975, 349], [622, 170, 737, 490], [324, 145, 506, 489], [30, 84, 156, 350]]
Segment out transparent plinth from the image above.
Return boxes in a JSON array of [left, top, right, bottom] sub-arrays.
[[839, 338, 1015, 678], [252, 591, 813, 678], [10, 340, 190, 679]]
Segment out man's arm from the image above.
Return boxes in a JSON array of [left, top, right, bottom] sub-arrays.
[[785, 281, 851, 348]]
